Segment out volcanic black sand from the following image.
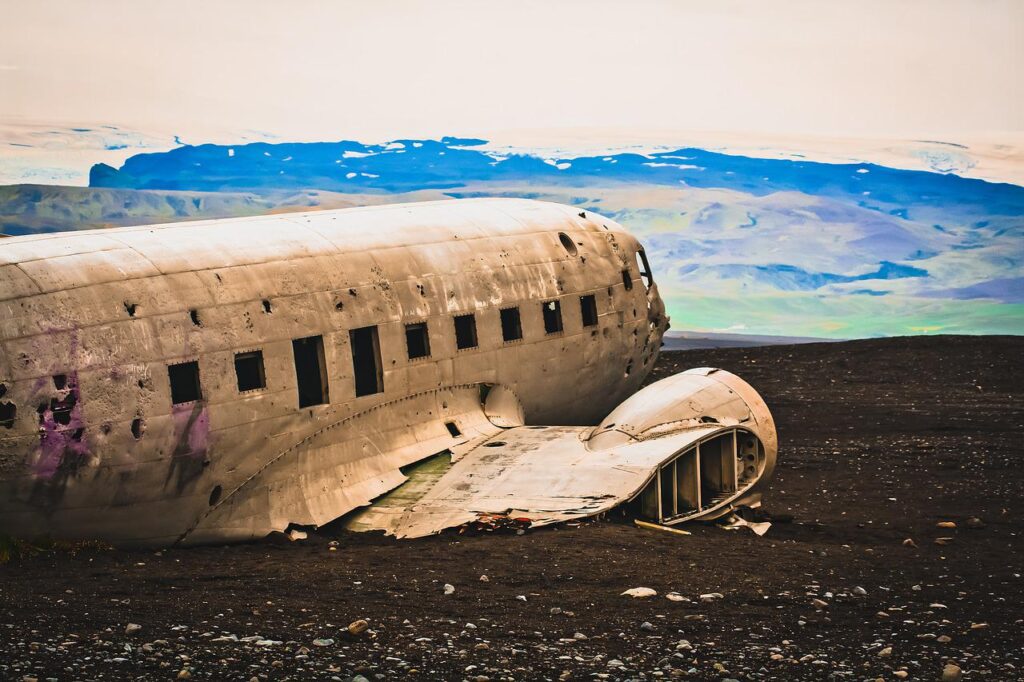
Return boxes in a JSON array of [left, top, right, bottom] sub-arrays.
[[2, 335, 1022, 681]]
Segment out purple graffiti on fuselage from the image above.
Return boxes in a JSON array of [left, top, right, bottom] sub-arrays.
[[172, 401, 210, 459], [166, 401, 211, 493], [33, 372, 89, 479]]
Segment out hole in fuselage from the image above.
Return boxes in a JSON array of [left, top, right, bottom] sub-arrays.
[[131, 417, 145, 439], [209, 485, 222, 506], [0, 401, 16, 429], [558, 232, 578, 256], [292, 335, 329, 408], [350, 326, 384, 397], [445, 421, 461, 437]]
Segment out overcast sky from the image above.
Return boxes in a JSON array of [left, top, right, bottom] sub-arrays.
[[2, 0, 1021, 142]]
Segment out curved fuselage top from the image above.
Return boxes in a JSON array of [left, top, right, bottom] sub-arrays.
[[0, 198, 667, 539]]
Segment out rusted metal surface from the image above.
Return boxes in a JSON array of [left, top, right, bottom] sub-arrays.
[[0, 198, 775, 546]]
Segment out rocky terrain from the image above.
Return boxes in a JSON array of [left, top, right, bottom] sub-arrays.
[[1, 335, 1021, 681]]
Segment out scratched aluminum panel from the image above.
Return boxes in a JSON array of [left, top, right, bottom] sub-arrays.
[[106, 218, 337, 274], [0, 232, 125, 267], [14, 247, 162, 294], [0, 263, 42, 301]]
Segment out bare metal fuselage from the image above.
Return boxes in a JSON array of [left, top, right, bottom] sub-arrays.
[[0, 198, 775, 545]]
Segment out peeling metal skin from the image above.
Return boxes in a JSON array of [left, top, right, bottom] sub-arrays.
[[345, 369, 777, 538], [0, 198, 776, 546]]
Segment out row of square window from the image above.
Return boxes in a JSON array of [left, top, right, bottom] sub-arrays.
[[167, 295, 601, 407]]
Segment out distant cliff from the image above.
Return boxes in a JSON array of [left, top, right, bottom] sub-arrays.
[[0, 184, 439, 236]]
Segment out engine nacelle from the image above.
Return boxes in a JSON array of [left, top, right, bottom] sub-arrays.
[[587, 368, 778, 523]]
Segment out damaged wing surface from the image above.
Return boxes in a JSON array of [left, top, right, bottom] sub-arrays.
[[345, 368, 777, 538]]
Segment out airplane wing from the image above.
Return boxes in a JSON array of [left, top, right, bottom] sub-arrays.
[[345, 368, 777, 538], [180, 368, 775, 544]]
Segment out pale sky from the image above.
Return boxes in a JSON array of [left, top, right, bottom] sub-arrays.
[[1, 0, 1022, 142]]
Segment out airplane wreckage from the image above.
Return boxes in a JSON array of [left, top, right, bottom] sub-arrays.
[[0, 198, 777, 546]]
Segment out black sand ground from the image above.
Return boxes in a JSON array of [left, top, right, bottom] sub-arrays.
[[1, 335, 1022, 681]]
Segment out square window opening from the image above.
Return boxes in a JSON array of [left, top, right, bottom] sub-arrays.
[[454, 313, 478, 350], [168, 361, 202, 405], [542, 299, 563, 334], [500, 306, 523, 342], [405, 322, 431, 359], [445, 421, 461, 437], [622, 268, 634, 291], [580, 294, 598, 327], [234, 350, 266, 392]]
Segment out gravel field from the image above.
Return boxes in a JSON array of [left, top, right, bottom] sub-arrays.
[[1, 335, 1022, 682]]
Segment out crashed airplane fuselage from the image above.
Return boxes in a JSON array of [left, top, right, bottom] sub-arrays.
[[0, 198, 777, 545]]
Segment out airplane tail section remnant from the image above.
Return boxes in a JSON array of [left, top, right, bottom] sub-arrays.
[[344, 368, 777, 538]]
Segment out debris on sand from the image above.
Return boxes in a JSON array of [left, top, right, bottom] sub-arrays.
[[621, 587, 657, 598]]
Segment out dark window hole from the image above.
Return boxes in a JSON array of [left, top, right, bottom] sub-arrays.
[[351, 326, 384, 397], [445, 421, 461, 437], [124, 302, 138, 317], [131, 417, 145, 439], [405, 322, 431, 360], [234, 350, 267, 392], [0, 401, 16, 429], [454, 313, 478, 350], [190, 309, 202, 326], [261, 299, 272, 314], [292, 335, 329, 408], [168, 361, 203, 405], [542, 300, 563, 334], [209, 485, 222, 506], [580, 294, 598, 327], [500, 307, 522, 342]]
